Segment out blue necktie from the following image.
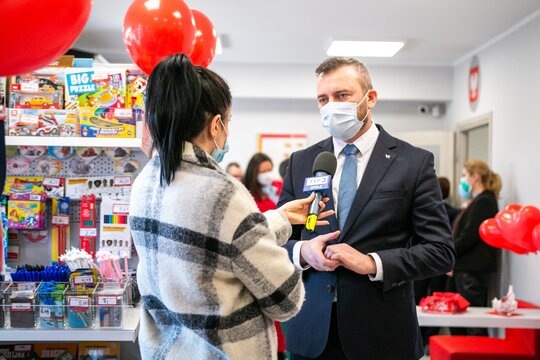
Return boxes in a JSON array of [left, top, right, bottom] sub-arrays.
[[338, 144, 359, 230]]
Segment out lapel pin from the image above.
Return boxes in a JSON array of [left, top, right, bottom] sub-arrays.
[[385, 154, 391, 159]]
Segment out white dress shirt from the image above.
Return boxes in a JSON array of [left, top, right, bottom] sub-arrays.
[[293, 122, 384, 281]]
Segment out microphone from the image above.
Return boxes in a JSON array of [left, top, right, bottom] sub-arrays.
[[303, 151, 337, 232]]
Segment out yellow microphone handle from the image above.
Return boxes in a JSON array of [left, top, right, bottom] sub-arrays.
[[305, 214, 318, 232]]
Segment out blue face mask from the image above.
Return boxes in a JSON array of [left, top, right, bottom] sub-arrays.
[[458, 177, 472, 199], [211, 119, 229, 163]]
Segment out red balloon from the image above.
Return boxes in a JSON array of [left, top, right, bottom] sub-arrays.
[[479, 218, 529, 254], [533, 223, 540, 252], [495, 205, 540, 252], [190, 9, 217, 68], [122, 0, 196, 74], [0, 0, 92, 76]]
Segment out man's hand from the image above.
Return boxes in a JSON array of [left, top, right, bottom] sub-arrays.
[[324, 244, 376, 275], [278, 192, 334, 226], [300, 231, 340, 271]]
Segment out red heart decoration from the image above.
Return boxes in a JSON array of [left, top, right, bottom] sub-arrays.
[[479, 218, 529, 254], [532, 223, 540, 252], [495, 205, 540, 252]]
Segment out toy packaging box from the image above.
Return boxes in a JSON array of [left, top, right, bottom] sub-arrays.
[[66, 175, 132, 199], [78, 342, 120, 360], [0, 76, 6, 121], [0, 344, 40, 360], [3, 177, 44, 196], [8, 108, 78, 137], [65, 69, 126, 109], [33, 343, 78, 360], [99, 196, 131, 258], [7, 194, 47, 230], [9, 70, 66, 110], [9, 84, 63, 109], [125, 69, 147, 111], [79, 107, 135, 138]]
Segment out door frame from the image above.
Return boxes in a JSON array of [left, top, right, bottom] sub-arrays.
[[454, 112, 493, 199]]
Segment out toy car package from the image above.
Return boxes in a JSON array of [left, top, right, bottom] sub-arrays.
[[8, 108, 77, 137]]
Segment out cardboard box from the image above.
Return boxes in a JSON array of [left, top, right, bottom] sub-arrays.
[[79, 107, 135, 138], [8, 108, 77, 136]]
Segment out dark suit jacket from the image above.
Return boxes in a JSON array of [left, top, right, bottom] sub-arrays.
[[278, 125, 455, 359], [444, 202, 460, 226], [453, 190, 499, 272]]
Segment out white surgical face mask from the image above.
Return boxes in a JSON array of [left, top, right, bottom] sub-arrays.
[[320, 90, 371, 141], [257, 171, 273, 186]]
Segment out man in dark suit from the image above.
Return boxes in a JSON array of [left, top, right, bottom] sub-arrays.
[[277, 57, 455, 360]]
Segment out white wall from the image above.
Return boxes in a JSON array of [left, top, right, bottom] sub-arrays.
[[447, 14, 540, 302], [224, 98, 448, 172], [218, 63, 453, 171]]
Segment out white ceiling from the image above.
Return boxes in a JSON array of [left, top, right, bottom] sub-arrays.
[[74, 0, 540, 66]]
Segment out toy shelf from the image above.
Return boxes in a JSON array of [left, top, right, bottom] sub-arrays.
[[5, 136, 143, 148], [0, 306, 140, 342]]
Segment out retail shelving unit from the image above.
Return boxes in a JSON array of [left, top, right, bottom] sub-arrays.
[[5, 136, 143, 148], [0, 307, 140, 342]]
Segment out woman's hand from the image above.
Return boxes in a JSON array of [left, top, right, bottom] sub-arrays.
[[278, 192, 334, 226]]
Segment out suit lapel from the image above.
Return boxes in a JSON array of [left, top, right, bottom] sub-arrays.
[[316, 138, 339, 233], [340, 126, 398, 239]]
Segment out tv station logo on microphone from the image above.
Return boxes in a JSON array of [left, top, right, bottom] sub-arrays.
[[303, 175, 331, 195]]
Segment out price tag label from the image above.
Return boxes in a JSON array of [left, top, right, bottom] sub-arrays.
[[69, 296, 89, 310], [113, 204, 130, 214], [40, 307, 51, 318], [17, 283, 36, 291], [74, 275, 94, 285], [43, 178, 61, 187], [80, 228, 97, 237], [11, 302, 32, 312], [21, 83, 39, 92], [52, 215, 70, 225], [114, 176, 132, 186], [19, 114, 39, 126], [29, 194, 42, 201], [98, 296, 118, 306], [114, 108, 132, 119]]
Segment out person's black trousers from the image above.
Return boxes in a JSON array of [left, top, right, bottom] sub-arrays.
[[450, 271, 493, 336]]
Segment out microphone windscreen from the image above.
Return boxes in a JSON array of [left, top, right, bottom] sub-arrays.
[[312, 151, 337, 176]]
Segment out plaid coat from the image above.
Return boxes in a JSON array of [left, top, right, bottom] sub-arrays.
[[129, 142, 305, 360]]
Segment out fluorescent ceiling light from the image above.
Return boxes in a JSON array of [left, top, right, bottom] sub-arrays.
[[327, 41, 404, 57], [215, 37, 223, 55]]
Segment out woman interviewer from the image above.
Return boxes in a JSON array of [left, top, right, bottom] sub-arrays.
[[129, 54, 337, 360]]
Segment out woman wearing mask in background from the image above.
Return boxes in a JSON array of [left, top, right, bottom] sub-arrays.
[[243, 152, 286, 359], [129, 54, 337, 360], [244, 153, 283, 213], [449, 159, 502, 336]]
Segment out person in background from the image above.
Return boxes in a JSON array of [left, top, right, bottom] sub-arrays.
[[448, 160, 502, 336], [244, 153, 283, 212], [279, 158, 290, 180], [244, 152, 287, 359], [278, 56, 455, 360], [438, 176, 460, 225], [414, 176, 461, 351], [226, 161, 243, 181], [129, 54, 337, 360]]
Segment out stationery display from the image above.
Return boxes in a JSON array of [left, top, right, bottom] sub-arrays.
[[37, 281, 67, 329], [8, 282, 39, 328], [2, 64, 144, 338], [99, 196, 131, 258], [79, 195, 97, 256]]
